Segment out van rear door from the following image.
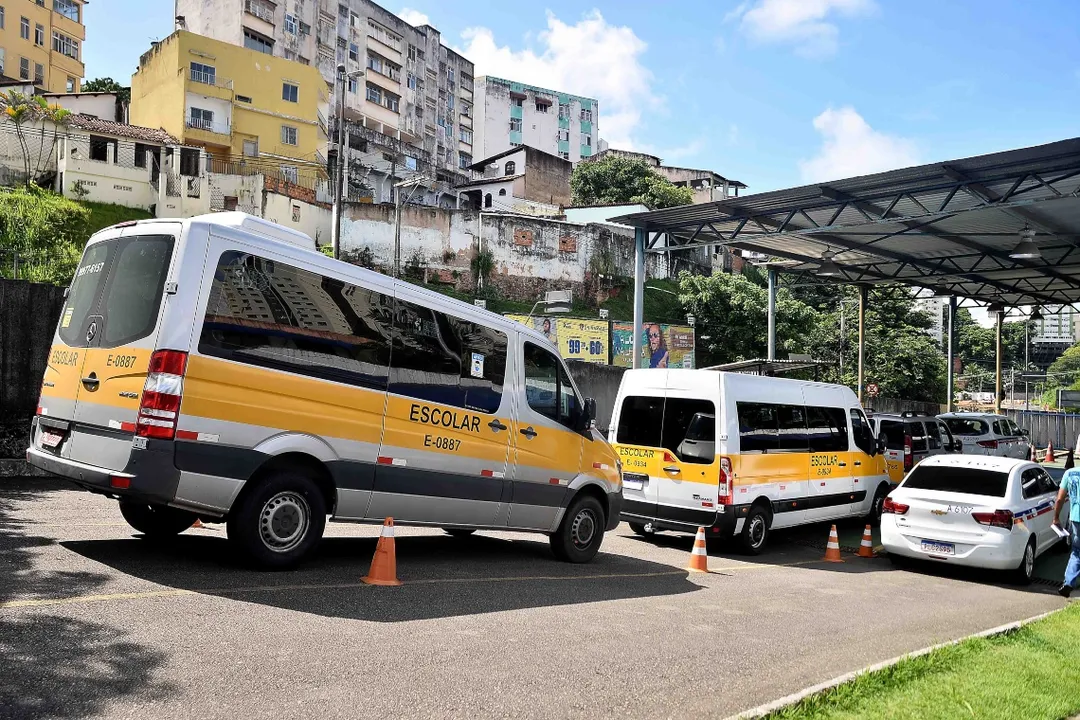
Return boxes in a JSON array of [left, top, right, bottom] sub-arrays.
[[653, 392, 720, 527], [37, 231, 176, 472]]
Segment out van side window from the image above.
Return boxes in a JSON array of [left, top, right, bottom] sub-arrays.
[[777, 405, 808, 452], [849, 409, 874, 455], [806, 407, 848, 452], [736, 402, 779, 453], [909, 421, 928, 452], [663, 398, 716, 464], [523, 342, 580, 429], [616, 396, 663, 447], [389, 299, 507, 414], [199, 251, 393, 389]]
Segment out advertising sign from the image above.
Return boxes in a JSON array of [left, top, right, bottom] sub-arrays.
[[612, 323, 696, 369], [505, 314, 559, 345], [554, 318, 609, 364]]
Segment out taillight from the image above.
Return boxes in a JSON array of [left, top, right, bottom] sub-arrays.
[[663, 451, 677, 463], [977, 439, 999, 450], [718, 457, 733, 505], [136, 350, 188, 440], [903, 434, 913, 472], [972, 509, 1013, 530], [882, 497, 909, 515]]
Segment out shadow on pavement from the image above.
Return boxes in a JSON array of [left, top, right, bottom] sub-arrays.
[[62, 531, 702, 622], [0, 477, 177, 720]]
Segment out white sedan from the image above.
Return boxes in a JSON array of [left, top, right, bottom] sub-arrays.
[[880, 455, 1069, 584]]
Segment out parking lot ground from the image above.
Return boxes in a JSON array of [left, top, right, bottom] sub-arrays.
[[0, 476, 1071, 720]]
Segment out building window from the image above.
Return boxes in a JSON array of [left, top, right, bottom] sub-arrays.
[[584, 135, 592, 146], [461, 100, 470, 117], [458, 151, 471, 169], [459, 128, 472, 144], [347, 76, 358, 93], [365, 82, 399, 112], [281, 166, 298, 184], [19, 56, 28, 80], [498, 188, 506, 196], [89, 135, 111, 162], [282, 82, 299, 103], [0, 6, 5, 29], [34, 23, 44, 46], [244, 0, 274, 23], [52, 31, 79, 60], [281, 125, 298, 145], [349, 43, 359, 62], [406, 73, 416, 90], [484, 193, 492, 208], [284, 13, 298, 34], [66, 76, 75, 93], [366, 83, 381, 104], [291, 204, 301, 222], [559, 151, 569, 160], [447, 94, 454, 111], [235, 95, 252, 103], [580, 108, 593, 122], [366, 52, 400, 81], [189, 61, 216, 85], [0, 49, 5, 75], [33, 63, 44, 85], [367, 20, 401, 50], [509, 118, 522, 132], [134, 142, 154, 168], [511, 96, 523, 108], [558, 129, 570, 142], [535, 101, 549, 113], [188, 107, 214, 130], [20, 16, 28, 39], [504, 161, 516, 176], [243, 139, 258, 157], [558, 103, 570, 119], [54, 0, 79, 22], [243, 28, 273, 55], [447, 67, 454, 83]]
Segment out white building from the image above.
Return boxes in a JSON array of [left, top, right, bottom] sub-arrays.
[[914, 296, 947, 344], [472, 76, 597, 163], [1034, 306, 1077, 343]]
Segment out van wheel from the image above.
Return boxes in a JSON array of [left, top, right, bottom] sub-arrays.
[[1011, 536, 1036, 585], [227, 470, 326, 569], [628, 522, 654, 537], [119, 501, 199, 539], [739, 505, 770, 555], [444, 528, 476, 538], [868, 485, 889, 525], [550, 495, 605, 563]]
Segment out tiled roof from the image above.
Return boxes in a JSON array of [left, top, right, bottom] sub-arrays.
[[68, 114, 177, 145]]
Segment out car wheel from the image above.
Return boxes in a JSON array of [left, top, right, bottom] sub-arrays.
[[867, 484, 889, 525], [119, 500, 199, 539], [628, 522, 655, 537], [1012, 536, 1037, 585], [443, 528, 476, 538], [227, 470, 327, 569], [550, 494, 606, 563], [739, 505, 770, 555]]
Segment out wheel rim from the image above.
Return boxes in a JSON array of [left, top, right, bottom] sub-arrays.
[[259, 491, 310, 553], [571, 508, 597, 550], [1024, 543, 1035, 577], [749, 515, 766, 548], [874, 493, 886, 519]]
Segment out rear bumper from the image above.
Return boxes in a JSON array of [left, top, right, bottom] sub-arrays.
[[621, 497, 736, 537], [880, 516, 1027, 570]]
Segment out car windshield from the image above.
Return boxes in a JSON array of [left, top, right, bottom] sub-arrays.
[[943, 418, 990, 436], [902, 465, 1008, 497]]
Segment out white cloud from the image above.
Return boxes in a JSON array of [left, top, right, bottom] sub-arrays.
[[458, 10, 658, 149], [799, 106, 919, 183], [397, 8, 430, 27], [729, 0, 874, 57]]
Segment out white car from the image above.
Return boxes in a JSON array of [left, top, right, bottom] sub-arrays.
[[938, 412, 1031, 459], [880, 455, 1069, 583]]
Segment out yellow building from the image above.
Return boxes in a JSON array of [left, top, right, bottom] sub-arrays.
[[130, 30, 328, 183], [0, 0, 85, 92]]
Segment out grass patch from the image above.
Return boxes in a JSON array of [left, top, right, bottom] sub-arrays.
[[83, 200, 153, 237], [764, 604, 1080, 720]]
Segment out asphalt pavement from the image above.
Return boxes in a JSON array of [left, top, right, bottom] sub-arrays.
[[1, 476, 1071, 720]]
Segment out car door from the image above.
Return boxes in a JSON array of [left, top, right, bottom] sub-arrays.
[[925, 419, 944, 458], [992, 419, 1013, 458], [1018, 467, 1050, 550], [877, 419, 906, 483], [847, 408, 876, 516], [509, 342, 584, 530], [803, 404, 851, 521]]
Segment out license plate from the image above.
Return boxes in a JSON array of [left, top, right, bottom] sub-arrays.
[[921, 540, 954, 555], [40, 431, 64, 448], [622, 473, 646, 491]]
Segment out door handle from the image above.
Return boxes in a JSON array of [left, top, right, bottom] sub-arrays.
[[81, 373, 99, 390], [663, 465, 681, 474], [488, 419, 507, 432], [837, 461, 847, 467], [519, 426, 537, 439], [854, 461, 862, 466]]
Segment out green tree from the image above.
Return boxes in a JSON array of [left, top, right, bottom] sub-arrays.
[[1, 90, 40, 186], [1038, 343, 1080, 408], [570, 155, 692, 209], [31, 97, 72, 183], [81, 77, 130, 106]]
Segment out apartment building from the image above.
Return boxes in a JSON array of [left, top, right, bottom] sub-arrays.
[[0, 0, 84, 92], [472, 76, 597, 162], [174, 0, 475, 200], [130, 30, 329, 186], [1033, 307, 1077, 344]]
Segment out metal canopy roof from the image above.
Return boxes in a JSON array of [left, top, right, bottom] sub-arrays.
[[612, 138, 1080, 307]]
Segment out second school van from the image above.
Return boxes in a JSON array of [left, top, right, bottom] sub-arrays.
[[610, 370, 890, 553], [26, 212, 623, 567]]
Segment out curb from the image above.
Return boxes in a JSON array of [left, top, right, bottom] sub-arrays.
[[724, 608, 1062, 720]]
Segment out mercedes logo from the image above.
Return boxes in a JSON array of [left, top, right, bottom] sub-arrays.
[[86, 321, 97, 343]]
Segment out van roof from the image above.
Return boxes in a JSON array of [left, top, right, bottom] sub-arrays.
[[92, 212, 317, 251], [619, 368, 860, 400]]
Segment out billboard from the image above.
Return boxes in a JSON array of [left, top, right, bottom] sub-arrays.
[[612, 322, 696, 369], [505, 315, 610, 364]]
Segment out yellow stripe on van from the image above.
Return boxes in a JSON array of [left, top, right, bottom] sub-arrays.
[[39, 346, 153, 411]]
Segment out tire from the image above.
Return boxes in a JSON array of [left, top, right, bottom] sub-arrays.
[[119, 500, 198, 539], [739, 504, 770, 555], [1012, 536, 1037, 585], [443, 528, 476, 538], [550, 494, 606, 563], [628, 522, 654, 537], [226, 470, 327, 569], [867, 484, 889, 525]]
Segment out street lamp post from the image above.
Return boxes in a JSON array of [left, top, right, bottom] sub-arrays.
[[392, 175, 430, 278]]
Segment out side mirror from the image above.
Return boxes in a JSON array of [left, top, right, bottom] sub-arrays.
[[876, 436, 886, 456], [1020, 428, 1029, 437], [579, 397, 597, 433]]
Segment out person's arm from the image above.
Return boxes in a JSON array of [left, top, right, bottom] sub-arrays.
[[1053, 485, 1068, 528], [659, 352, 669, 368]]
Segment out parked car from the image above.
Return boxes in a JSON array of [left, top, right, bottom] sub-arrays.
[[880, 455, 1068, 583], [868, 411, 960, 484], [938, 412, 1031, 459]]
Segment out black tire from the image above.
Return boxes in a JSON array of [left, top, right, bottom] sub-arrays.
[[628, 522, 654, 537], [550, 494, 606, 563], [444, 528, 476, 538], [867, 484, 889, 525], [739, 504, 770, 555], [226, 470, 327, 569], [1012, 536, 1037, 585], [119, 500, 198, 539]]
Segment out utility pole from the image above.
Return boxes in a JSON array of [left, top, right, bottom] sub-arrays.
[[331, 65, 363, 260], [392, 176, 429, 278]]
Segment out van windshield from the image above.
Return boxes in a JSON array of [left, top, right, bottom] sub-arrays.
[[57, 235, 174, 348]]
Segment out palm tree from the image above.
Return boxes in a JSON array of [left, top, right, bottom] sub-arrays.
[[1, 90, 40, 186], [31, 96, 71, 184]]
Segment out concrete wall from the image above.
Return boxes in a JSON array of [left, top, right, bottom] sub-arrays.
[[523, 147, 572, 206], [263, 189, 331, 245], [59, 156, 157, 209], [45, 93, 120, 121], [0, 279, 65, 418]]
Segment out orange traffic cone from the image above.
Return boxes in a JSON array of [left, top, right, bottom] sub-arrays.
[[362, 517, 402, 586], [1031, 444, 1039, 463], [858, 524, 875, 558], [824, 525, 844, 563], [191, 518, 203, 529], [1045, 441, 1055, 464], [687, 526, 709, 573]]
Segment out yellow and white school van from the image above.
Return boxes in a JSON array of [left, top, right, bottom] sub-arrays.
[[610, 370, 889, 553], [27, 213, 622, 567]]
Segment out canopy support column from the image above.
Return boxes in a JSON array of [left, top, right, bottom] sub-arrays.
[[632, 228, 645, 370], [857, 286, 867, 403], [767, 268, 778, 361], [946, 296, 957, 412], [995, 309, 1003, 413]]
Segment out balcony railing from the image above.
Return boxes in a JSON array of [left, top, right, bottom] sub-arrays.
[[244, 0, 275, 24], [187, 118, 231, 136], [189, 69, 234, 90]]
